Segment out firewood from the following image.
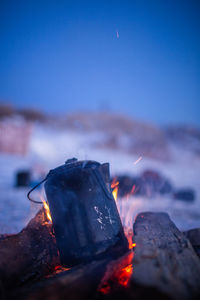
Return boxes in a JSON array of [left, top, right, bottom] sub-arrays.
[[131, 212, 200, 299], [1, 211, 200, 300], [0, 208, 60, 291], [12, 258, 111, 300]]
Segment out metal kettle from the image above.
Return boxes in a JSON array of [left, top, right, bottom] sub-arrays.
[[44, 158, 128, 267]]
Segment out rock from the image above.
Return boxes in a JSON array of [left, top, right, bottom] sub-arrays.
[[15, 170, 31, 187], [140, 170, 173, 196], [113, 170, 173, 198], [173, 189, 195, 202]]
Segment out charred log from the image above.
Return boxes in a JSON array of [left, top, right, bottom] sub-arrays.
[[11, 258, 111, 300], [0, 208, 59, 291]]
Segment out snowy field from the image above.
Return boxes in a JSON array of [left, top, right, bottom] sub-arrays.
[[0, 121, 200, 234]]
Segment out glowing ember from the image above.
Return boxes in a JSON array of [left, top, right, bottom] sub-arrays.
[[100, 285, 110, 295], [130, 243, 136, 249], [53, 265, 70, 274], [98, 251, 134, 294], [118, 263, 133, 286]]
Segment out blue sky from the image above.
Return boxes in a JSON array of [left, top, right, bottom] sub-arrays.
[[0, 0, 199, 126]]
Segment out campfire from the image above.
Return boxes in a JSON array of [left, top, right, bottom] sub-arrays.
[[0, 158, 200, 300]]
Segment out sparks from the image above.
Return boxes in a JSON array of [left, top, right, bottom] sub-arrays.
[[133, 156, 142, 165]]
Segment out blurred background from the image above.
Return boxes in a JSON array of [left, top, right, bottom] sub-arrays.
[[0, 0, 200, 234]]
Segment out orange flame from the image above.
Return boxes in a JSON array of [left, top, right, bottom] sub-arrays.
[[39, 194, 52, 223], [130, 243, 136, 249], [112, 186, 119, 201], [111, 178, 137, 250], [110, 176, 137, 284], [111, 180, 119, 189], [111, 178, 119, 202], [43, 200, 52, 223]]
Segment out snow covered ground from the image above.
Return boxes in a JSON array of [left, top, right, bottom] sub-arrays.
[[0, 119, 200, 234]]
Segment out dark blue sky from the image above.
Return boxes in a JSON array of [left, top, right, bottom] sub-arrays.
[[0, 0, 199, 126]]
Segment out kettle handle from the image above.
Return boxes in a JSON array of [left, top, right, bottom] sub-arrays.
[[27, 176, 48, 204]]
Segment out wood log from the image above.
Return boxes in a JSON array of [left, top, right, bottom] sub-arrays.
[[2, 211, 200, 300], [11, 258, 111, 300], [184, 228, 200, 258], [0, 208, 60, 292], [131, 212, 200, 299], [10, 250, 172, 300]]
